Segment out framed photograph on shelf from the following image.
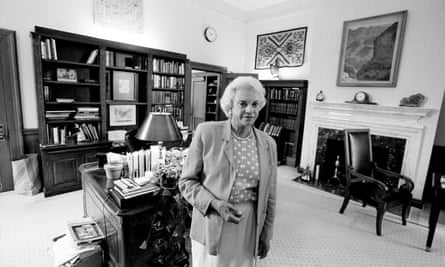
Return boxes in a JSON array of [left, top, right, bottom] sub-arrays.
[[337, 10, 407, 87], [109, 104, 136, 126], [56, 68, 78, 82], [112, 71, 138, 101]]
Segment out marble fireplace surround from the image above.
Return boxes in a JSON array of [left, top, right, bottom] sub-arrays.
[[306, 102, 432, 199]]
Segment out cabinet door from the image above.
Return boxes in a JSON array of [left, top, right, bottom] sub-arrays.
[[47, 151, 83, 194]]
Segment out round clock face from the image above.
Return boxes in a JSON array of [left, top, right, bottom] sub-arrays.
[[354, 91, 368, 103], [204, 27, 217, 42]]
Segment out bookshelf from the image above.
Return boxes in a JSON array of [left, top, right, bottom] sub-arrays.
[[259, 80, 308, 166], [32, 26, 189, 196], [151, 54, 186, 123]]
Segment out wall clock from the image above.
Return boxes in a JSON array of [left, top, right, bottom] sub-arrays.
[[204, 27, 217, 42]]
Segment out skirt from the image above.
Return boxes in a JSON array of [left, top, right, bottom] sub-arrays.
[[191, 201, 256, 267]]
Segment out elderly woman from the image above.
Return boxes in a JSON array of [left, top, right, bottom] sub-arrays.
[[179, 76, 277, 266]]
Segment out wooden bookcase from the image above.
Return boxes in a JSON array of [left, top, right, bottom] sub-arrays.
[[259, 80, 308, 166], [32, 26, 189, 196], [151, 52, 187, 123]]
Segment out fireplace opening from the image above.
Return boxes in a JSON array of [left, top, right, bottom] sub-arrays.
[[311, 128, 406, 196]]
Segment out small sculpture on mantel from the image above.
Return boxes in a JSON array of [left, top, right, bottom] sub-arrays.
[[399, 93, 425, 107], [316, 90, 325, 102]]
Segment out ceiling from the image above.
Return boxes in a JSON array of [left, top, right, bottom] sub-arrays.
[[189, 0, 297, 23], [220, 0, 290, 12]]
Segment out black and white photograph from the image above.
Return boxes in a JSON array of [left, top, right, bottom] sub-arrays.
[[1, 1, 445, 267]]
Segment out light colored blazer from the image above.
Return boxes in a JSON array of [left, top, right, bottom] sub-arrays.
[[179, 120, 277, 256]]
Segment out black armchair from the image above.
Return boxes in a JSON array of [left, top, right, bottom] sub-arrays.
[[339, 129, 414, 236]]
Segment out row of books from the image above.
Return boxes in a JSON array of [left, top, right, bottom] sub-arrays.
[[258, 122, 283, 137], [152, 58, 185, 75], [45, 122, 100, 144], [76, 123, 100, 142], [151, 104, 183, 120], [269, 102, 299, 115], [105, 50, 148, 70], [269, 116, 298, 130], [40, 38, 58, 60], [269, 87, 301, 101], [152, 91, 184, 105], [152, 74, 185, 89]]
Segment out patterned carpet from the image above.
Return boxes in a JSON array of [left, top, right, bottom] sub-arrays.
[[258, 166, 445, 267], [0, 166, 444, 266]]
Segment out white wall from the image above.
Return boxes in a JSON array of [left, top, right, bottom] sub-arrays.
[[0, 0, 247, 129], [245, 0, 445, 197], [1, 0, 444, 196]]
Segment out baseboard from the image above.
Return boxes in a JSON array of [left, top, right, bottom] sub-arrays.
[[411, 198, 423, 209]]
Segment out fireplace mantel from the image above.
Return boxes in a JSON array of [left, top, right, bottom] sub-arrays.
[[305, 101, 433, 199], [311, 102, 431, 126]]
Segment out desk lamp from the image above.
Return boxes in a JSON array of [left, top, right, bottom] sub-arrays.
[[135, 112, 182, 193], [135, 112, 182, 145]]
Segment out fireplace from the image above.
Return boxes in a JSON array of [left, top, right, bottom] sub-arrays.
[[315, 128, 406, 192], [303, 102, 432, 199]]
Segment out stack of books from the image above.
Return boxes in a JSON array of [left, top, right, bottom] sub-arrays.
[[45, 110, 75, 120], [74, 107, 100, 120], [110, 178, 160, 208]]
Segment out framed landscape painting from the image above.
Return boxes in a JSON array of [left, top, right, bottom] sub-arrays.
[[337, 10, 407, 87]]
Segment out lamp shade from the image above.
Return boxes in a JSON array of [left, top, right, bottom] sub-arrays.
[[135, 112, 182, 142]]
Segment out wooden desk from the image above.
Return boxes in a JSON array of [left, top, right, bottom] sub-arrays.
[[80, 163, 158, 266], [426, 173, 445, 251]]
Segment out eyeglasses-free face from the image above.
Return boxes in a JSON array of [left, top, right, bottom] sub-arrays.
[[230, 87, 262, 129]]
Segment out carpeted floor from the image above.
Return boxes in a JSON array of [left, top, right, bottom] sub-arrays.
[[0, 166, 444, 266]]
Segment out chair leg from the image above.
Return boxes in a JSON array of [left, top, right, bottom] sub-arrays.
[[339, 191, 351, 214], [401, 201, 411, 226], [376, 205, 385, 236]]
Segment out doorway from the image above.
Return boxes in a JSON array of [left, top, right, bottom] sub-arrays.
[[0, 29, 24, 192], [189, 62, 227, 130]]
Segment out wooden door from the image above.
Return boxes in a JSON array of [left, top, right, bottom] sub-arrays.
[[191, 75, 207, 130], [0, 29, 24, 192]]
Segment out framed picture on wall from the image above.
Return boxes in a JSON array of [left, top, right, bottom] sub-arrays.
[[109, 104, 136, 126], [112, 71, 138, 101], [337, 10, 407, 87], [254, 27, 307, 69]]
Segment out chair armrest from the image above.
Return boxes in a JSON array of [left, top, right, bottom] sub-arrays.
[[350, 170, 389, 192], [373, 164, 414, 192], [350, 170, 389, 200]]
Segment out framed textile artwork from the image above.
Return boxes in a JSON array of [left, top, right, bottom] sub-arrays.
[[337, 10, 407, 87], [255, 27, 307, 69]]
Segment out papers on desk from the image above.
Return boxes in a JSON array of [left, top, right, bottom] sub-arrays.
[[113, 178, 160, 199]]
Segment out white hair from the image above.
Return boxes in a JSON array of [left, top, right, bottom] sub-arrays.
[[219, 76, 266, 117]]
